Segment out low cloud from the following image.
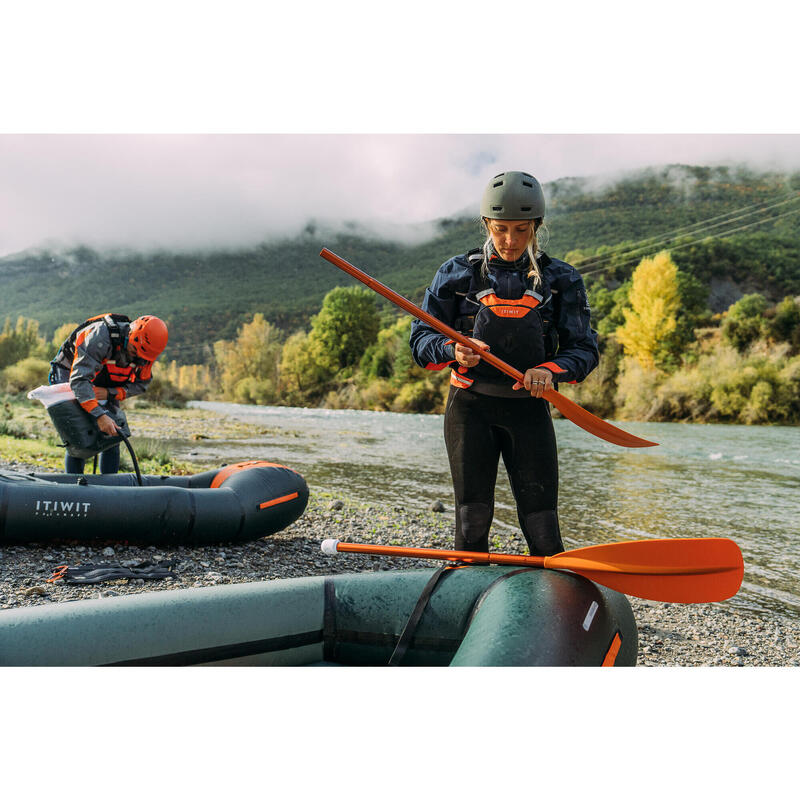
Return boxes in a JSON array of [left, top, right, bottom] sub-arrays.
[[1, 134, 798, 257]]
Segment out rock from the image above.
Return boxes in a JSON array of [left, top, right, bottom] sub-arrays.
[[329, 500, 344, 511], [102, 547, 115, 557], [22, 585, 47, 597], [97, 590, 118, 599], [728, 646, 748, 656], [431, 500, 445, 513]]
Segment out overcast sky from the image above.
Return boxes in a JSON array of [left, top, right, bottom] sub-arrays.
[[3, 3, 799, 258], [2, 133, 798, 257]]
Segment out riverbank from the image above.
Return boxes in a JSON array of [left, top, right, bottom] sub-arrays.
[[2, 399, 799, 666], [1, 465, 798, 666]]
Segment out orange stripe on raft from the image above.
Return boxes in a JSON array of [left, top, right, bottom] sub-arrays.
[[258, 491, 299, 510], [210, 460, 297, 489], [602, 632, 623, 666]]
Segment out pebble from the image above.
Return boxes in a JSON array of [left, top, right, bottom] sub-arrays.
[[1, 482, 798, 666], [102, 547, 115, 557], [328, 500, 344, 511], [431, 500, 445, 513]]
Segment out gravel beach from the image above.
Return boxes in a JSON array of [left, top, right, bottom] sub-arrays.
[[2, 449, 798, 667]]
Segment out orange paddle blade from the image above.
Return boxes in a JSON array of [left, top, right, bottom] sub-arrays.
[[543, 389, 657, 448], [319, 248, 658, 449], [320, 537, 744, 604], [544, 538, 744, 603]]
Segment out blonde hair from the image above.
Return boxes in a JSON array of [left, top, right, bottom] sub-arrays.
[[479, 217, 547, 290]]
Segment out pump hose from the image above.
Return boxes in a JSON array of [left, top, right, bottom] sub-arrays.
[[117, 431, 143, 486]]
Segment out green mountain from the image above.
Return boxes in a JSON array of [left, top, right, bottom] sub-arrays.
[[1, 163, 798, 363]]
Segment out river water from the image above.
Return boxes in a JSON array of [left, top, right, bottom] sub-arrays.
[[183, 401, 800, 621]]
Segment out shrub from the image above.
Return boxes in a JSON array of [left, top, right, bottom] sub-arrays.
[[0, 357, 51, 394], [721, 293, 768, 352]]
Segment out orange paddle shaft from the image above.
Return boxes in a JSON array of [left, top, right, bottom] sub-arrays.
[[321, 537, 744, 603], [319, 248, 657, 449]]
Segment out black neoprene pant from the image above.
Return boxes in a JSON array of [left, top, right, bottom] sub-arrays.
[[443, 385, 564, 556]]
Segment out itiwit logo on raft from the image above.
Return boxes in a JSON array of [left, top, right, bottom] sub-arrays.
[[34, 499, 91, 517]]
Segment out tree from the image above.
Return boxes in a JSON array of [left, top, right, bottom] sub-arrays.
[[278, 330, 333, 405], [214, 313, 283, 404], [308, 286, 380, 374], [589, 281, 631, 338], [615, 251, 680, 370], [721, 293, 768, 353], [51, 322, 79, 352], [768, 296, 800, 352], [0, 317, 48, 369]]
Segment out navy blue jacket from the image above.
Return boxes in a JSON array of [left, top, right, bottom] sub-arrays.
[[409, 249, 599, 386]]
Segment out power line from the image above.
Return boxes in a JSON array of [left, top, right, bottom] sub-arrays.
[[573, 192, 800, 272], [580, 205, 800, 278]]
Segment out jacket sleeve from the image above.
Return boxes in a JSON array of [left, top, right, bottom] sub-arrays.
[[409, 262, 462, 370], [69, 325, 112, 418], [537, 269, 599, 384]]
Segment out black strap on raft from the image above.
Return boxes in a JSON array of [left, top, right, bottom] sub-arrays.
[[388, 564, 459, 667], [117, 431, 142, 486], [47, 560, 178, 585]]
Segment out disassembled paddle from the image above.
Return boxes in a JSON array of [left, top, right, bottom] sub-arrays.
[[321, 537, 744, 603]]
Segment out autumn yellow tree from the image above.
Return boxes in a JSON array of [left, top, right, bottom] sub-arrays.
[[615, 251, 680, 370], [214, 313, 283, 404]]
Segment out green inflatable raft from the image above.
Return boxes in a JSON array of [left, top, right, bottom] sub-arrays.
[[0, 565, 637, 666]]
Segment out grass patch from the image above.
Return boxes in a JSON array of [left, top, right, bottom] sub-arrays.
[[0, 434, 65, 470]]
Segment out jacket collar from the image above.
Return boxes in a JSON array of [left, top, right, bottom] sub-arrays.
[[487, 243, 530, 270]]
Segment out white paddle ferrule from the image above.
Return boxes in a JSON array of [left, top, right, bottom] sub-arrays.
[[321, 539, 340, 555]]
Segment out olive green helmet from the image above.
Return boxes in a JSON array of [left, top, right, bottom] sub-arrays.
[[480, 171, 545, 220]]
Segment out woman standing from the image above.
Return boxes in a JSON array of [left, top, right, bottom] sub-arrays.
[[410, 171, 598, 555]]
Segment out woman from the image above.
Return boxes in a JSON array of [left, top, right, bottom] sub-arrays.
[[410, 170, 598, 556]]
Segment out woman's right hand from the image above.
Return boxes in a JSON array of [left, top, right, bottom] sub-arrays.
[[454, 338, 489, 368], [97, 414, 119, 436]]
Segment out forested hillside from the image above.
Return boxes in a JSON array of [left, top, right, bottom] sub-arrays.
[[0, 162, 797, 366]]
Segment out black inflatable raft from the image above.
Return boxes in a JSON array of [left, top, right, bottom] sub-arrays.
[[0, 566, 637, 666], [0, 460, 308, 545]]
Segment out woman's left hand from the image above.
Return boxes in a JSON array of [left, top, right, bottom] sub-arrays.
[[513, 367, 553, 398]]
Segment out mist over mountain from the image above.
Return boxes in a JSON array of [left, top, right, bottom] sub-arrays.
[[1, 162, 798, 363]]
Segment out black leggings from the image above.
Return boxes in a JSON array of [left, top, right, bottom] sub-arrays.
[[443, 386, 563, 556]]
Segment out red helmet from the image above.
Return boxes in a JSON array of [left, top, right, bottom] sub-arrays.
[[128, 316, 168, 361]]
